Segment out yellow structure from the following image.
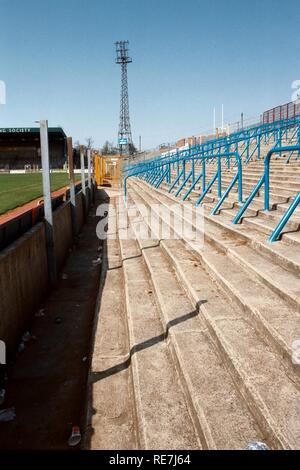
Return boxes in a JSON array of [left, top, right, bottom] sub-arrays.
[[94, 154, 124, 188]]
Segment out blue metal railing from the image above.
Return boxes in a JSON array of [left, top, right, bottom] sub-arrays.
[[182, 162, 205, 201], [175, 168, 193, 197], [232, 145, 300, 241], [123, 116, 300, 175], [269, 192, 300, 242], [191, 152, 243, 215], [124, 151, 243, 217], [124, 121, 300, 243]]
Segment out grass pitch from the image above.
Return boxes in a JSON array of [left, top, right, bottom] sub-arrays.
[[0, 172, 80, 215]]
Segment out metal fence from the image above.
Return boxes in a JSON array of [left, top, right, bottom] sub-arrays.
[[263, 101, 300, 124]]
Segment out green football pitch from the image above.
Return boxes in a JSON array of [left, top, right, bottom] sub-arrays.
[[0, 173, 81, 215]]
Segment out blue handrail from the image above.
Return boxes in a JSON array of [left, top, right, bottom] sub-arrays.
[[211, 173, 239, 216], [175, 168, 194, 197], [182, 159, 206, 201], [285, 126, 299, 163], [168, 167, 185, 193], [232, 145, 300, 224], [269, 192, 300, 242], [155, 167, 169, 189], [194, 172, 218, 207], [123, 116, 300, 174], [193, 152, 243, 213], [124, 143, 300, 243], [124, 151, 243, 218]]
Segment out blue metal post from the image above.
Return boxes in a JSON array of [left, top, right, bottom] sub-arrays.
[[192, 158, 195, 183], [169, 168, 184, 193], [182, 170, 203, 201], [195, 172, 218, 207], [156, 168, 169, 189], [202, 158, 206, 191], [175, 168, 193, 197], [269, 192, 300, 242], [217, 157, 222, 198], [124, 176, 128, 199], [211, 174, 238, 215], [278, 129, 282, 156], [246, 139, 250, 162], [227, 144, 231, 169], [257, 134, 261, 160], [232, 176, 264, 224], [233, 145, 300, 224], [235, 142, 238, 167]]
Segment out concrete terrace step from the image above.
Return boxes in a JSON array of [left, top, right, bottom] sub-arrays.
[[216, 175, 300, 191], [130, 180, 300, 371], [154, 183, 300, 275], [86, 197, 137, 450], [224, 206, 299, 232], [203, 167, 300, 179], [189, 186, 291, 205], [221, 164, 300, 173], [274, 201, 300, 218], [202, 172, 300, 184], [163, 182, 252, 203], [203, 177, 298, 198], [158, 181, 300, 271], [202, 201, 300, 234], [207, 185, 293, 203], [212, 197, 300, 220], [202, 209, 300, 277], [201, 171, 300, 182], [128, 181, 300, 449], [165, 176, 297, 203], [118, 220, 201, 450], [125, 195, 267, 450], [241, 216, 300, 247], [87, 192, 200, 450], [242, 171, 300, 181], [165, 177, 300, 277], [203, 209, 300, 309]]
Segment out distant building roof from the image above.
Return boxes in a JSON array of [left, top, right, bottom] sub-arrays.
[[0, 127, 66, 140]]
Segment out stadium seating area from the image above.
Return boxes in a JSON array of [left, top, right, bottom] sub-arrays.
[[88, 116, 300, 450]]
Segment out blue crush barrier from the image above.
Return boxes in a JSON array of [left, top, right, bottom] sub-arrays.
[[123, 116, 300, 175], [124, 151, 243, 218], [124, 118, 300, 243], [232, 145, 300, 223], [270, 192, 300, 242]]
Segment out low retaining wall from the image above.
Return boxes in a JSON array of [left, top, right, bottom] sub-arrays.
[[0, 223, 48, 355], [53, 202, 73, 273], [0, 182, 85, 251], [76, 192, 84, 231], [0, 187, 94, 357]]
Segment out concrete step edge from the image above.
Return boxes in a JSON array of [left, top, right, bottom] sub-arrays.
[[128, 182, 296, 449], [130, 180, 300, 374]]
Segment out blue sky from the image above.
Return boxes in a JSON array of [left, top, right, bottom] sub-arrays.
[[0, 0, 300, 149]]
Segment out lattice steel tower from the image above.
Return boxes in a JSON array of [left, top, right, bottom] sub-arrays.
[[115, 41, 133, 153]]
